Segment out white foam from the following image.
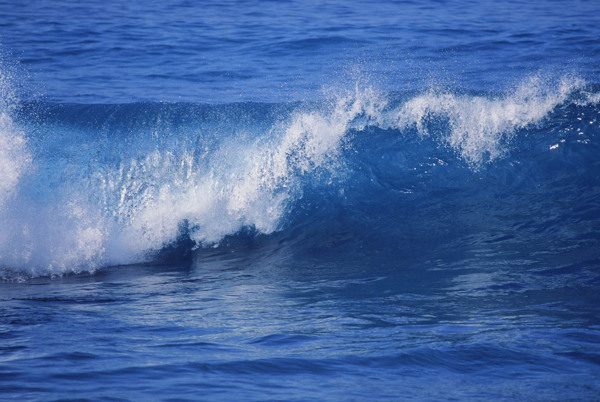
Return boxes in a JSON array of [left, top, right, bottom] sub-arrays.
[[0, 68, 109, 278], [386, 75, 585, 164], [95, 88, 386, 266], [0, 69, 30, 207], [0, 74, 592, 278], [0, 197, 107, 277]]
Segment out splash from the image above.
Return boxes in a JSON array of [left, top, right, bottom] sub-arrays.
[[95, 88, 386, 265], [0, 74, 595, 278], [0, 67, 30, 207], [0, 67, 106, 278], [385, 75, 585, 164]]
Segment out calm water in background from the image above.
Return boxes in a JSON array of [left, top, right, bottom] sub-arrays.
[[1, 0, 600, 400], [3, 0, 600, 103]]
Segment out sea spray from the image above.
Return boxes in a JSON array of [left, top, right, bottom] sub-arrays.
[[0, 67, 30, 207], [384, 75, 586, 164], [0, 75, 596, 278], [97, 87, 386, 264]]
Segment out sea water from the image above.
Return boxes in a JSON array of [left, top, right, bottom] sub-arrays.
[[1, 0, 600, 399]]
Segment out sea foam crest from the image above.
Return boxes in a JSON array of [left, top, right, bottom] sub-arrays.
[[0, 75, 592, 278], [386, 75, 585, 164], [0, 68, 108, 277], [0, 68, 30, 207], [96, 87, 385, 265]]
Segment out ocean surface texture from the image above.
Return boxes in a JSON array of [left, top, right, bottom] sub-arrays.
[[1, 0, 600, 400]]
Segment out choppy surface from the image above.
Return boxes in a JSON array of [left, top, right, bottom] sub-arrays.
[[1, 0, 600, 400]]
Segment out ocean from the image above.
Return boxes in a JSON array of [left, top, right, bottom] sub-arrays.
[[1, 0, 600, 400]]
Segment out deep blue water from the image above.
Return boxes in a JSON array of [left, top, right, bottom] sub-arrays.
[[1, 0, 600, 400]]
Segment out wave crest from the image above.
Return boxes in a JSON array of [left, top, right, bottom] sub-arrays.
[[0, 68, 30, 206], [0, 74, 597, 278], [385, 75, 585, 164]]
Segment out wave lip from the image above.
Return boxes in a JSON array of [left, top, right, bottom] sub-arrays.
[[384, 75, 586, 164], [0, 69, 30, 208], [98, 87, 386, 260], [1, 74, 598, 279]]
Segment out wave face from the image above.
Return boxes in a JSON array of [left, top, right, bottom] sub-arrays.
[[2, 1, 600, 400], [0, 75, 598, 278]]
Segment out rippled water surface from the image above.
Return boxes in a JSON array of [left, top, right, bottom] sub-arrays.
[[1, 0, 600, 400]]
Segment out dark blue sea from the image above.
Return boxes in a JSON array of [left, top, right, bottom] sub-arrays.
[[1, 0, 600, 400]]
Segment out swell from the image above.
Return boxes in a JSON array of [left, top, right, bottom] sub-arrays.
[[1, 75, 599, 279]]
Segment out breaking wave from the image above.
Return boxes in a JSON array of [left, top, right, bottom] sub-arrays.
[[0, 73, 598, 278]]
